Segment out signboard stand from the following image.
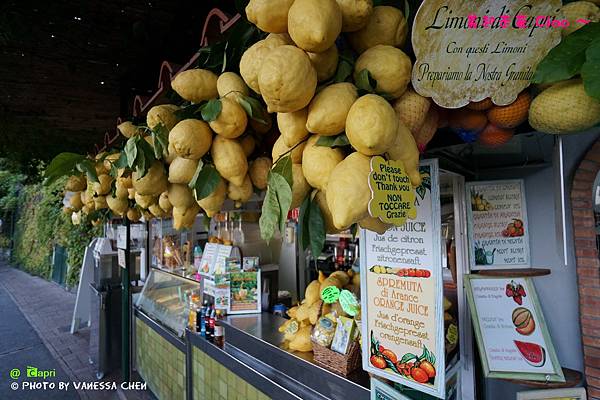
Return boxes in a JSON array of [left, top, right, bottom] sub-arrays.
[[464, 274, 564, 383], [360, 159, 446, 399]]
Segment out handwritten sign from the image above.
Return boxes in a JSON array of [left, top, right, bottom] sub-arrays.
[[321, 286, 341, 304], [361, 159, 445, 399], [465, 275, 564, 382], [466, 180, 530, 270], [411, 0, 561, 108], [369, 156, 416, 226]]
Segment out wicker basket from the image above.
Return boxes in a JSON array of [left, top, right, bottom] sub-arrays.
[[312, 339, 362, 376]]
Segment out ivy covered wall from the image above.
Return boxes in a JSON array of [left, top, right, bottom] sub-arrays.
[[10, 177, 101, 287]]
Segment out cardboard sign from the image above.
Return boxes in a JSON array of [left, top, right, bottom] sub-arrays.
[[368, 156, 417, 226], [361, 159, 445, 399], [466, 180, 530, 270], [411, 0, 561, 108], [465, 275, 564, 382]]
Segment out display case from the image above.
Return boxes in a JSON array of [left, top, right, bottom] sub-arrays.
[[135, 269, 201, 337]]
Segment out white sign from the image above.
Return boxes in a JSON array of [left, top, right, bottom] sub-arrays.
[[117, 249, 126, 268], [466, 180, 530, 270], [361, 159, 446, 399], [117, 226, 127, 250], [465, 276, 564, 381], [411, 0, 561, 108]]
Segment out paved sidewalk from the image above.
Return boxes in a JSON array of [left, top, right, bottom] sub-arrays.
[[0, 261, 150, 400]]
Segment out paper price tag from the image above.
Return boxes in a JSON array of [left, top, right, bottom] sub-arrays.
[[321, 286, 340, 304], [339, 289, 360, 316]]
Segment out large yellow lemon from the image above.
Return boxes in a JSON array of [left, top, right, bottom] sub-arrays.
[[346, 94, 397, 155], [258, 45, 317, 113]]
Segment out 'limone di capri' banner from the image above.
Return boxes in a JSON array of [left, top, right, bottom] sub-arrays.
[[360, 159, 445, 399], [411, 0, 561, 108]]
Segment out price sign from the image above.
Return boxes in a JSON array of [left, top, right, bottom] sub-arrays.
[[339, 290, 360, 316], [321, 286, 340, 304]]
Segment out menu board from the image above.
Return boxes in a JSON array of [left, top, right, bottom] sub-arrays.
[[466, 180, 530, 270], [411, 0, 561, 108], [198, 243, 232, 277], [228, 271, 261, 314], [361, 159, 446, 399], [465, 275, 564, 382]]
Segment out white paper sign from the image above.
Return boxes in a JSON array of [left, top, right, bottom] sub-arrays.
[[361, 159, 445, 399], [117, 249, 126, 268], [465, 276, 564, 382], [198, 243, 219, 276], [466, 180, 530, 269]]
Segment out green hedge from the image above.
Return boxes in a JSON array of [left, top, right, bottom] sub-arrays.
[[12, 178, 101, 287]]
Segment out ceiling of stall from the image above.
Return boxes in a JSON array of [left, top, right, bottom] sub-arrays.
[[0, 0, 235, 164]]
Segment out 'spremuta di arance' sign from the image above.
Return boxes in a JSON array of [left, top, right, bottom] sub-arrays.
[[361, 159, 445, 398], [411, 0, 562, 108]]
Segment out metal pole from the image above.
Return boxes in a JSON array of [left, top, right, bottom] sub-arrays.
[[122, 217, 131, 382]]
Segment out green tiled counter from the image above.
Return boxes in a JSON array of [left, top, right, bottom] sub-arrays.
[[191, 346, 270, 400], [135, 317, 186, 400]]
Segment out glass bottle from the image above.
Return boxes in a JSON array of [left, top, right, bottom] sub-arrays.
[[232, 214, 245, 246], [214, 311, 224, 349], [221, 213, 231, 243]]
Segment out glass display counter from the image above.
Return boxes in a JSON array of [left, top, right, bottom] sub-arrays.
[[135, 269, 201, 337]]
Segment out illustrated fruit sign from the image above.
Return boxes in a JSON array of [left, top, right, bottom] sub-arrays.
[[465, 276, 564, 382], [465, 180, 530, 270], [411, 0, 561, 108], [361, 160, 446, 399], [228, 271, 261, 314]]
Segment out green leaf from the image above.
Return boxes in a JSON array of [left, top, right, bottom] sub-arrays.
[[355, 68, 377, 93], [532, 23, 600, 84], [125, 136, 139, 168], [272, 155, 293, 188], [316, 133, 350, 148], [350, 223, 358, 238], [201, 99, 222, 122], [76, 159, 99, 183], [151, 123, 169, 159], [308, 197, 325, 257], [132, 137, 155, 179], [174, 102, 205, 119], [400, 353, 417, 364], [260, 184, 280, 242], [114, 152, 128, 170], [271, 172, 293, 233], [238, 95, 269, 124], [582, 39, 600, 101], [334, 59, 354, 83], [298, 195, 311, 251], [189, 159, 204, 189], [43, 152, 85, 185], [190, 163, 221, 201]]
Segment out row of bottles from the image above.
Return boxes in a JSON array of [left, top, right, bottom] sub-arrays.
[[212, 212, 245, 246], [188, 297, 224, 348]]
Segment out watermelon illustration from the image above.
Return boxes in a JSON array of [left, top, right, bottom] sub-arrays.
[[514, 340, 546, 367]]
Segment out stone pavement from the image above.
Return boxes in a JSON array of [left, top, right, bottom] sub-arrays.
[[0, 261, 152, 400]]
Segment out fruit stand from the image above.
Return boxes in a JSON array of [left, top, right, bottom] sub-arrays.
[[44, 0, 600, 399]]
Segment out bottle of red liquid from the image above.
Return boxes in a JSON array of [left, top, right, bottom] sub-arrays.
[[208, 305, 216, 343]]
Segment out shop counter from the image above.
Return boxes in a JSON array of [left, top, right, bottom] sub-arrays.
[[134, 307, 371, 400], [217, 313, 370, 400]]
